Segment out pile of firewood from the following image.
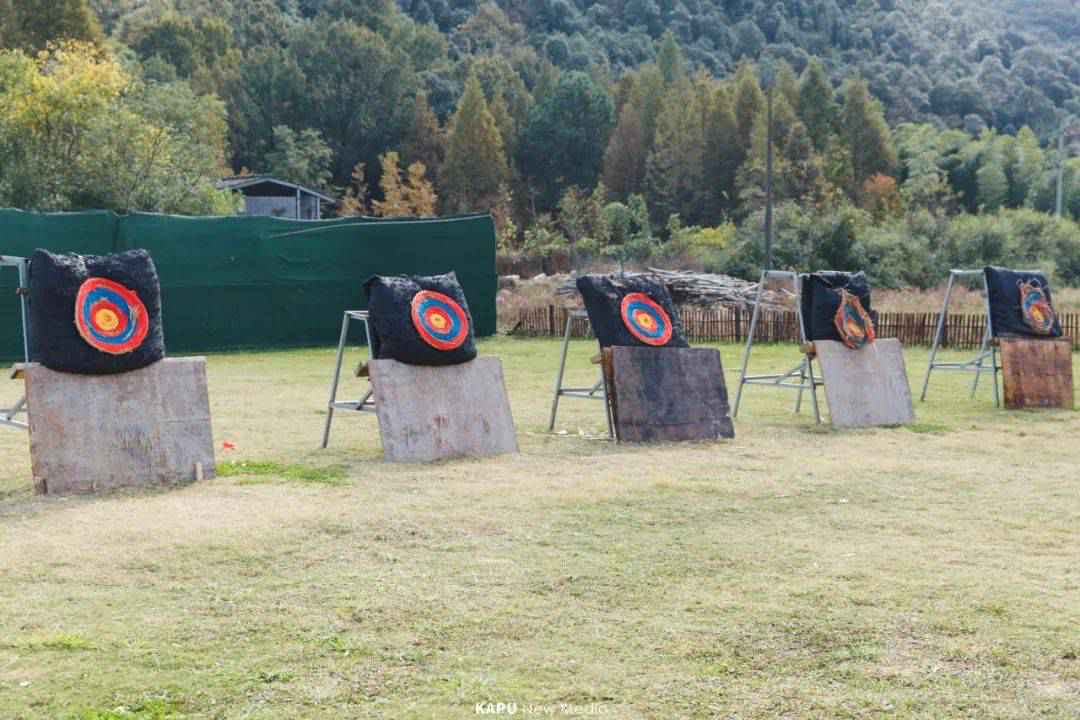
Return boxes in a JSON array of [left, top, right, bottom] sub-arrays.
[[557, 268, 794, 311]]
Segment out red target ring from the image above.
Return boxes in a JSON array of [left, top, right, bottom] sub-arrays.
[[74, 277, 149, 355], [411, 290, 470, 351], [620, 292, 673, 346]]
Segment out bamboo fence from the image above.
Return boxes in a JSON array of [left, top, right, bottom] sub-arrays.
[[511, 305, 1080, 350]]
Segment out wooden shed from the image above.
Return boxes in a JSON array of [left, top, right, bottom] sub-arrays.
[[218, 176, 335, 220]]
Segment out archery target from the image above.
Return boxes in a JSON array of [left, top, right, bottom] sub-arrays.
[[620, 292, 674, 346], [74, 277, 150, 355], [411, 290, 470, 351]]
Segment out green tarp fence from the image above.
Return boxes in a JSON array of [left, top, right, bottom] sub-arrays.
[[0, 209, 497, 361]]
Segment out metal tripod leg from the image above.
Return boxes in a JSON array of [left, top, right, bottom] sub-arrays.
[[547, 311, 574, 432], [733, 281, 765, 418], [921, 272, 957, 402], [805, 355, 822, 424], [321, 312, 351, 449], [548, 311, 613, 439], [321, 311, 376, 448]]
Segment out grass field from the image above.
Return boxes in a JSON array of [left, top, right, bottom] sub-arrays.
[[0, 338, 1078, 719]]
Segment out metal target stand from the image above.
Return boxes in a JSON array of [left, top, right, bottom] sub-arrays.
[[920, 269, 1001, 407], [547, 309, 615, 439], [733, 270, 823, 424], [320, 310, 376, 448], [1, 255, 30, 431]]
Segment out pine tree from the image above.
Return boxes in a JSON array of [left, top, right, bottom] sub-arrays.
[[373, 152, 408, 217], [733, 63, 764, 151], [338, 162, 370, 217], [775, 60, 800, 110], [489, 93, 517, 159], [602, 102, 647, 198], [440, 72, 509, 214], [1006, 127, 1044, 208], [656, 31, 686, 85], [704, 85, 740, 219], [404, 161, 437, 217], [797, 58, 838, 153], [840, 78, 897, 199], [644, 80, 708, 227], [632, 64, 667, 154], [402, 92, 445, 186], [976, 152, 1008, 211], [784, 121, 827, 205]]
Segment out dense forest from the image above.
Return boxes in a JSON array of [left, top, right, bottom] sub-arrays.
[[0, 0, 1078, 286]]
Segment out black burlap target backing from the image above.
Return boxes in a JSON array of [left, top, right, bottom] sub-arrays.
[[801, 271, 874, 344], [576, 274, 689, 349], [29, 249, 165, 375], [984, 266, 1062, 338], [363, 272, 478, 366]]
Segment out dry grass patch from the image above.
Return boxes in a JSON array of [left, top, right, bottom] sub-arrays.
[[0, 338, 1077, 718]]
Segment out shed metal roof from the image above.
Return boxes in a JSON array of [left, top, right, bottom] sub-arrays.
[[218, 175, 336, 203]]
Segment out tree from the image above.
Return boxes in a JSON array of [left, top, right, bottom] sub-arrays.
[[1005, 126, 1044, 208], [372, 151, 438, 217], [10, 0, 102, 52], [733, 63, 764, 151], [602, 102, 647, 198], [373, 151, 407, 216], [0, 42, 234, 214], [518, 71, 614, 211], [338, 161, 370, 216], [440, 72, 508, 213], [656, 31, 685, 85], [644, 79, 708, 227], [265, 126, 334, 191], [402, 91, 446, 183], [976, 152, 1009, 211], [287, 16, 417, 181], [225, 46, 308, 176], [840, 78, 897, 199], [703, 86, 741, 217], [798, 58, 837, 152], [403, 161, 437, 216]]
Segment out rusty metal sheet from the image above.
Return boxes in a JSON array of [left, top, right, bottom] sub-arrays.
[[369, 357, 518, 462], [1000, 337, 1075, 410], [603, 346, 734, 443], [25, 358, 215, 494]]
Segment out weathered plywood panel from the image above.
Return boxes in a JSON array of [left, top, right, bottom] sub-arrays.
[[369, 357, 517, 462], [816, 339, 914, 428], [1000, 337, 1074, 410], [25, 358, 215, 495], [603, 346, 734, 443]]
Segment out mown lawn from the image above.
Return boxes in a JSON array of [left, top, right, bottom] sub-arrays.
[[0, 338, 1077, 719]]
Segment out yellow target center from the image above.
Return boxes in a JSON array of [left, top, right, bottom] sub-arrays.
[[429, 313, 448, 330], [95, 308, 120, 332], [635, 311, 656, 331]]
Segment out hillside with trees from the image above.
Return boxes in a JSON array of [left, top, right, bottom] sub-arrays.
[[0, 0, 1078, 287]]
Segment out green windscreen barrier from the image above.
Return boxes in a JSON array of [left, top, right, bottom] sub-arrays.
[[0, 210, 497, 360]]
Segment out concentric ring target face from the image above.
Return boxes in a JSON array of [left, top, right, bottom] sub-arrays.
[[620, 292, 673, 346], [74, 277, 149, 355], [1020, 282, 1055, 335], [411, 290, 470, 351]]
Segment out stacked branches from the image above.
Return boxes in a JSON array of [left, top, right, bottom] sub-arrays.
[[558, 269, 794, 312]]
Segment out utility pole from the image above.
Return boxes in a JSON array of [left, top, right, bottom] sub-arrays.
[[1057, 116, 1077, 219], [1056, 129, 1065, 219], [764, 84, 774, 271]]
